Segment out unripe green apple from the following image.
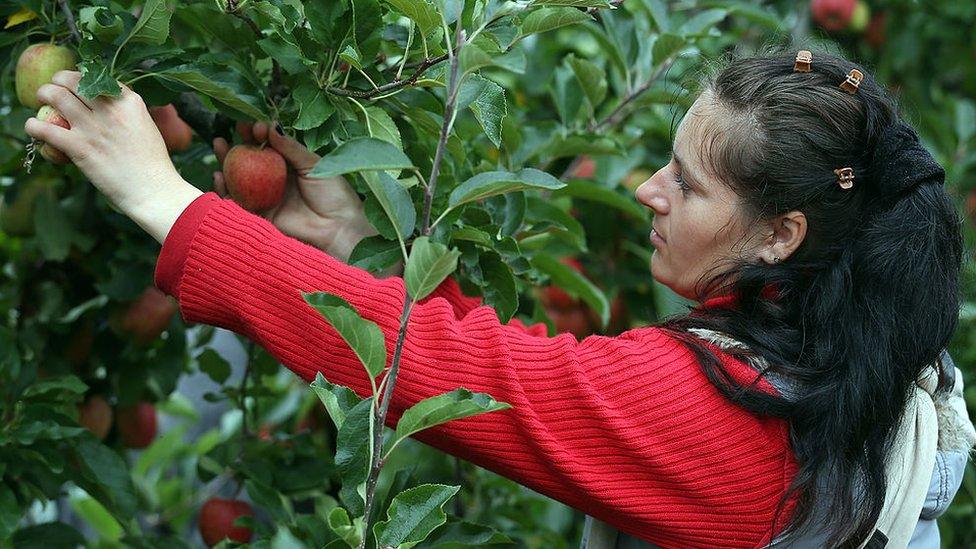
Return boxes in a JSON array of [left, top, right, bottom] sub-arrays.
[[36, 105, 71, 164], [223, 144, 287, 212], [149, 104, 194, 152], [16, 43, 77, 109], [116, 401, 156, 449], [199, 498, 255, 547], [0, 175, 57, 236], [78, 395, 113, 440], [847, 1, 870, 33]]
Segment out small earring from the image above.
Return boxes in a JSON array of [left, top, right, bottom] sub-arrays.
[[773, 257, 780, 263]]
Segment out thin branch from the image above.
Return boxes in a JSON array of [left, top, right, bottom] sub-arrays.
[[240, 341, 255, 437], [225, 3, 284, 106], [421, 26, 466, 235], [57, 0, 81, 43], [589, 55, 680, 133], [325, 54, 449, 99]]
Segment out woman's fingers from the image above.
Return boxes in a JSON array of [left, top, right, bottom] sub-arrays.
[[213, 136, 229, 165], [48, 71, 96, 110], [266, 121, 320, 172], [213, 171, 228, 198], [24, 116, 83, 160], [235, 120, 254, 143], [35, 83, 93, 125], [252, 121, 269, 143]]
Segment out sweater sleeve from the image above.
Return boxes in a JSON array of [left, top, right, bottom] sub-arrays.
[[155, 193, 798, 548]]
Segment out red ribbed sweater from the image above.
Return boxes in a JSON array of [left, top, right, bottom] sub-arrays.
[[154, 192, 799, 548]]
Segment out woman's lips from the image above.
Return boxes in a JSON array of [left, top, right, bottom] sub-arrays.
[[650, 228, 666, 245]]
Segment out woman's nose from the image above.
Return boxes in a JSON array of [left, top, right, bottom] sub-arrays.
[[634, 173, 668, 215]]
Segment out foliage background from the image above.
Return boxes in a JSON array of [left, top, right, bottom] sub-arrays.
[[0, 0, 974, 546]]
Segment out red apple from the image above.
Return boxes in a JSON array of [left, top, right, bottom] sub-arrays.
[[572, 155, 596, 178], [64, 319, 95, 367], [864, 11, 886, 48], [119, 287, 177, 345], [16, 43, 77, 109], [550, 306, 593, 339], [847, 1, 870, 32], [222, 144, 287, 212], [36, 105, 71, 164], [199, 498, 255, 547], [78, 395, 113, 440], [149, 104, 193, 152], [116, 401, 156, 449], [811, 0, 856, 32]]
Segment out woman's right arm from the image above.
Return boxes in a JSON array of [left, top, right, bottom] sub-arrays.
[[154, 192, 799, 547]]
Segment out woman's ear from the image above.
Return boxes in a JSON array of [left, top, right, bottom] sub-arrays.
[[759, 210, 807, 264]]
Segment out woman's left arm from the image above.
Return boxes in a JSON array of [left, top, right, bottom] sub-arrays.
[[23, 71, 202, 242]]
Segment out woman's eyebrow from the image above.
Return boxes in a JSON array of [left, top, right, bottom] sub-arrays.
[[671, 149, 703, 185]]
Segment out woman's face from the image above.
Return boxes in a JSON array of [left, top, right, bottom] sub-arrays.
[[634, 93, 764, 302]]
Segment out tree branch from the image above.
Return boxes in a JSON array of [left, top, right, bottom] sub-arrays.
[[589, 55, 679, 133], [57, 0, 81, 44], [325, 53, 449, 99]]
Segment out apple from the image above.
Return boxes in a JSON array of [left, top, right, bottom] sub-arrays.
[[116, 401, 156, 448], [64, 319, 95, 367], [222, 144, 287, 212], [78, 395, 113, 440], [199, 498, 255, 547], [550, 306, 593, 339], [572, 155, 596, 178], [149, 104, 193, 152], [118, 287, 177, 345], [15, 43, 77, 109], [847, 1, 870, 32], [810, 0, 856, 32], [865, 11, 886, 48], [35, 105, 71, 164], [0, 175, 56, 236]]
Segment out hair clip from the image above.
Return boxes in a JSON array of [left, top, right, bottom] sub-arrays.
[[839, 69, 863, 94], [834, 167, 855, 189], [793, 50, 812, 72]]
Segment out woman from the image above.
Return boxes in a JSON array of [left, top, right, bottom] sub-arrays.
[[24, 49, 975, 548]]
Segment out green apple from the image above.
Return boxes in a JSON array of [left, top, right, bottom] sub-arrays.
[[15, 43, 78, 109], [0, 175, 57, 236]]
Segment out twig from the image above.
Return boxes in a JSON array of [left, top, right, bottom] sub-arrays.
[[326, 54, 448, 99], [57, 0, 81, 43], [225, 2, 284, 107], [589, 55, 679, 132], [240, 341, 255, 437], [420, 26, 466, 235]]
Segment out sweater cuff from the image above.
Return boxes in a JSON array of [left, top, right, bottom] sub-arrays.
[[154, 191, 222, 300]]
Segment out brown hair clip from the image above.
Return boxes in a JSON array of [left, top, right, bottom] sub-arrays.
[[834, 167, 855, 189], [794, 50, 812, 72], [839, 69, 863, 94]]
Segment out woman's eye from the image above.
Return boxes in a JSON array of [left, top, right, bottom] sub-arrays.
[[675, 173, 691, 194]]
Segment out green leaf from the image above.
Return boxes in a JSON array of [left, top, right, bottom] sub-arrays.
[[72, 436, 138, 520], [77, 60, 121, 100], [381, 0, 441, 35], [335, 398, 374, 516], [469, 78, 507, 148], [309, 372, 364, 430], [196, 349, 231, 384], [0, 489, 19, 540], [78, 6, 124, 42], [12, 522, 86, 548], [22, 375, 87, 398], [292, 84, 335, 130], [460, 43, 494, 75], [553, 178, 648, 220], [956, 99, 976, 144], [393, 389, 510, 449], [349, 235, 403, 274], [550, 63, 583, 125], [33, 192, 72, 261], [362, 172, 416, 244], [155, 64, 265, 120], [258, 32, 313, 74], [422, 517, 513, 547], [372, 484, 460, 549], [245, 479, 293, 523], [68, 492, 122, 541], [678, 8, 727, 37], [519, 7, 592, 39], [310, 138, 415, 178], [532, 253, 610, 327], [127, 0, 172, 45], [566, 54, 607, 111], [639, 0, 670, 32], [404, 237, 461, 301], [303, 292, 387, 381], [448, 168, 565, 208], [652, 33, 686, 65], [477, 253, 518, 322], [363, 106, 403, 150], [530, 0, 611, 8], [327, 507, 363, 547]]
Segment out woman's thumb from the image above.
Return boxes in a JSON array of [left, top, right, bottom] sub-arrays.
[[268, 121, 319, 172]]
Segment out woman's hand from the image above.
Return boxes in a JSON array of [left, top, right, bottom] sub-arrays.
[[23, 71, 188, 215], [213, 122, 377, 262]]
